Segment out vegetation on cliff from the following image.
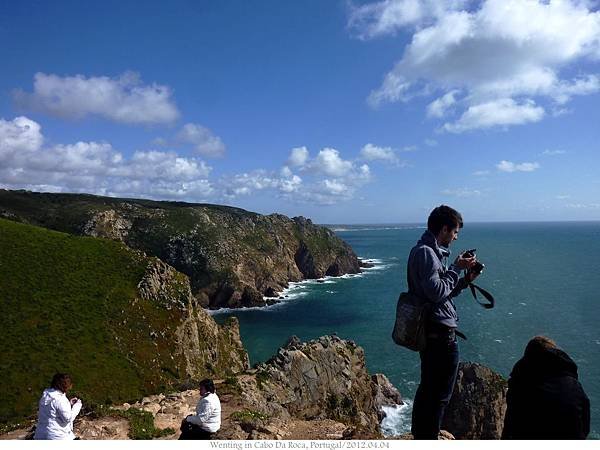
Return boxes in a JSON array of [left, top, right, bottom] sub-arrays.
[[0, 218, 247, 426], [0, 189, 363, 309]]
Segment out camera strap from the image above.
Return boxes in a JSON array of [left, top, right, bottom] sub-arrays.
[[468, 283, 495, 309]]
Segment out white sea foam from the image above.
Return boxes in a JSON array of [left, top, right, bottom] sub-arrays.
[[210, 257, 392, 314], [380, 399, 413, 437], [494, 339, 503, 343], [519, 302, 527, 306], [361, 258, 384, 264]]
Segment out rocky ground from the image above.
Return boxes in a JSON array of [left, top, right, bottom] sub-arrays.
[[1, 341, 508, 441]]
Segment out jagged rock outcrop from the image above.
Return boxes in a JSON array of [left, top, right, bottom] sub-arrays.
[[2, 337, 513, 440], [443, 362, 508, 439], [0, 189, 364, 309], [245, 335, 400, 437], [372, 373, 403, 421], [107, 336, 401, 440], [137, 258, 249, 380]]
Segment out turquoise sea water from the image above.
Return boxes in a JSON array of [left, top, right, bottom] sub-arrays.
[[214, 222, 600, 438]]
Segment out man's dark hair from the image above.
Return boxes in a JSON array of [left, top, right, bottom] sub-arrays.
[[427, 205, 464, 235], [199, 378, 215, 394], [50, 373, 72, 393], [524, 335, 557, 357]]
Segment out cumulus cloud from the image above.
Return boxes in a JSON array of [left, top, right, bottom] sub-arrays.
[[360, 143, 397, 162], [0, 116, 43, 162], [0, 116, 213, 201], [287, 146, 309, 167], [357, 0, 600, 131], [427, 90, 459, 118], [310, 148, 355, 177], [13, 72, 180, 125], [443, 99, 545, 133], [222, 147, 373, 205], [496, 160, 540, 172], [221, 168, 303, 200], [176, 123, 226, 158], [0, 117, 374, 207], [348, 0, 463, 40]]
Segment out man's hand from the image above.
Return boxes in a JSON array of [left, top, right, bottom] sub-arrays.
[[464, 269, 480, 284], [454, 253, 476, 271]]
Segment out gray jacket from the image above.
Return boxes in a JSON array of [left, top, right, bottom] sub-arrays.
[[407, 230, 468, 328]]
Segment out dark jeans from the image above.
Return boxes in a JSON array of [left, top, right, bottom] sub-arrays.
[[179, 420, 214, 440], [411, 332, 459, 439]]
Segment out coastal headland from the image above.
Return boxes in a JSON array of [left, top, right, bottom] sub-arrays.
[[0, 189, 506, 439]]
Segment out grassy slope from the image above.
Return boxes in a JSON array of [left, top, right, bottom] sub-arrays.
[[0, 218, 188, 424]]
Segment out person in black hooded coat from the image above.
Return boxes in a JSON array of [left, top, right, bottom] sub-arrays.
[[502, 336, 590, 439]]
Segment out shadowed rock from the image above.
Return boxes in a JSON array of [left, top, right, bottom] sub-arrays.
[[442, 362, 508, 439]]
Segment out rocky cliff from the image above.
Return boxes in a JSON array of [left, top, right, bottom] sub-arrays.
[[0, 189, 364, 309], [0, 218, 248, 425], [1, 336, 403, 440], [443, 362, 508, 439]]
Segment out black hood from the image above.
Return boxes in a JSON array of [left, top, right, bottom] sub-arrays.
[[511, 347, 579, 381]]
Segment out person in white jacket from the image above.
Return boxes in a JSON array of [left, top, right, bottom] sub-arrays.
[[34, 373, 82, 440], [179, 379, 221, 440]]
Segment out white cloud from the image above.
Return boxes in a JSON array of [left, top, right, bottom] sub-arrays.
[[14, 72, 180, 125], [323, 179, 349, 195], [441, 187, 482, 197], [221, 167, 303, 200], [427, 90, 459, 118], [496, 160, 540, 172], [424, 138, 438, 147], [443, 99, 545, 133], [359, 0, 600, 131], [287, 146, 309, 167], [0, 117, 374, 207], [556, 194, 571, 199], [311, 148, 354, 177], [176, 123, 226, 158], [367, 71, 412, 107], [0, 116, 214, 201], [222, 147, 372, 205], [0, 116, 43, 163], [473, 170, 490, 176], [360, 143, 398, 162], [348, 0, 463, 40]]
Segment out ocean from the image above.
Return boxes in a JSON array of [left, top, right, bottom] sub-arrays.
[[213, 222, 600, 438]]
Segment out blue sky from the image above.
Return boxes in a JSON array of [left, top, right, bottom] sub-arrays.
[[1, 0, 599, 223]]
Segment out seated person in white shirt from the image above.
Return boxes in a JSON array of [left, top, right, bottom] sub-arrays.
[[180, 378, 221, 440], [34, 373, 82, 440]]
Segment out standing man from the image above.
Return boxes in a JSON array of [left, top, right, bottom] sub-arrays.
[[408, 205, 478, 439]]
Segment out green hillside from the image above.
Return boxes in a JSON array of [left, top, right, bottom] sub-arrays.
[[0, 189, 362, 309], [0, 218, 191, 424]]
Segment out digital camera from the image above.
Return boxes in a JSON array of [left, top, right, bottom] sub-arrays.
[[463, 249, 485, 275]]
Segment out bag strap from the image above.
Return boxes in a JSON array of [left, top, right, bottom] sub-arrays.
[[468, 282, 495, 309]]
